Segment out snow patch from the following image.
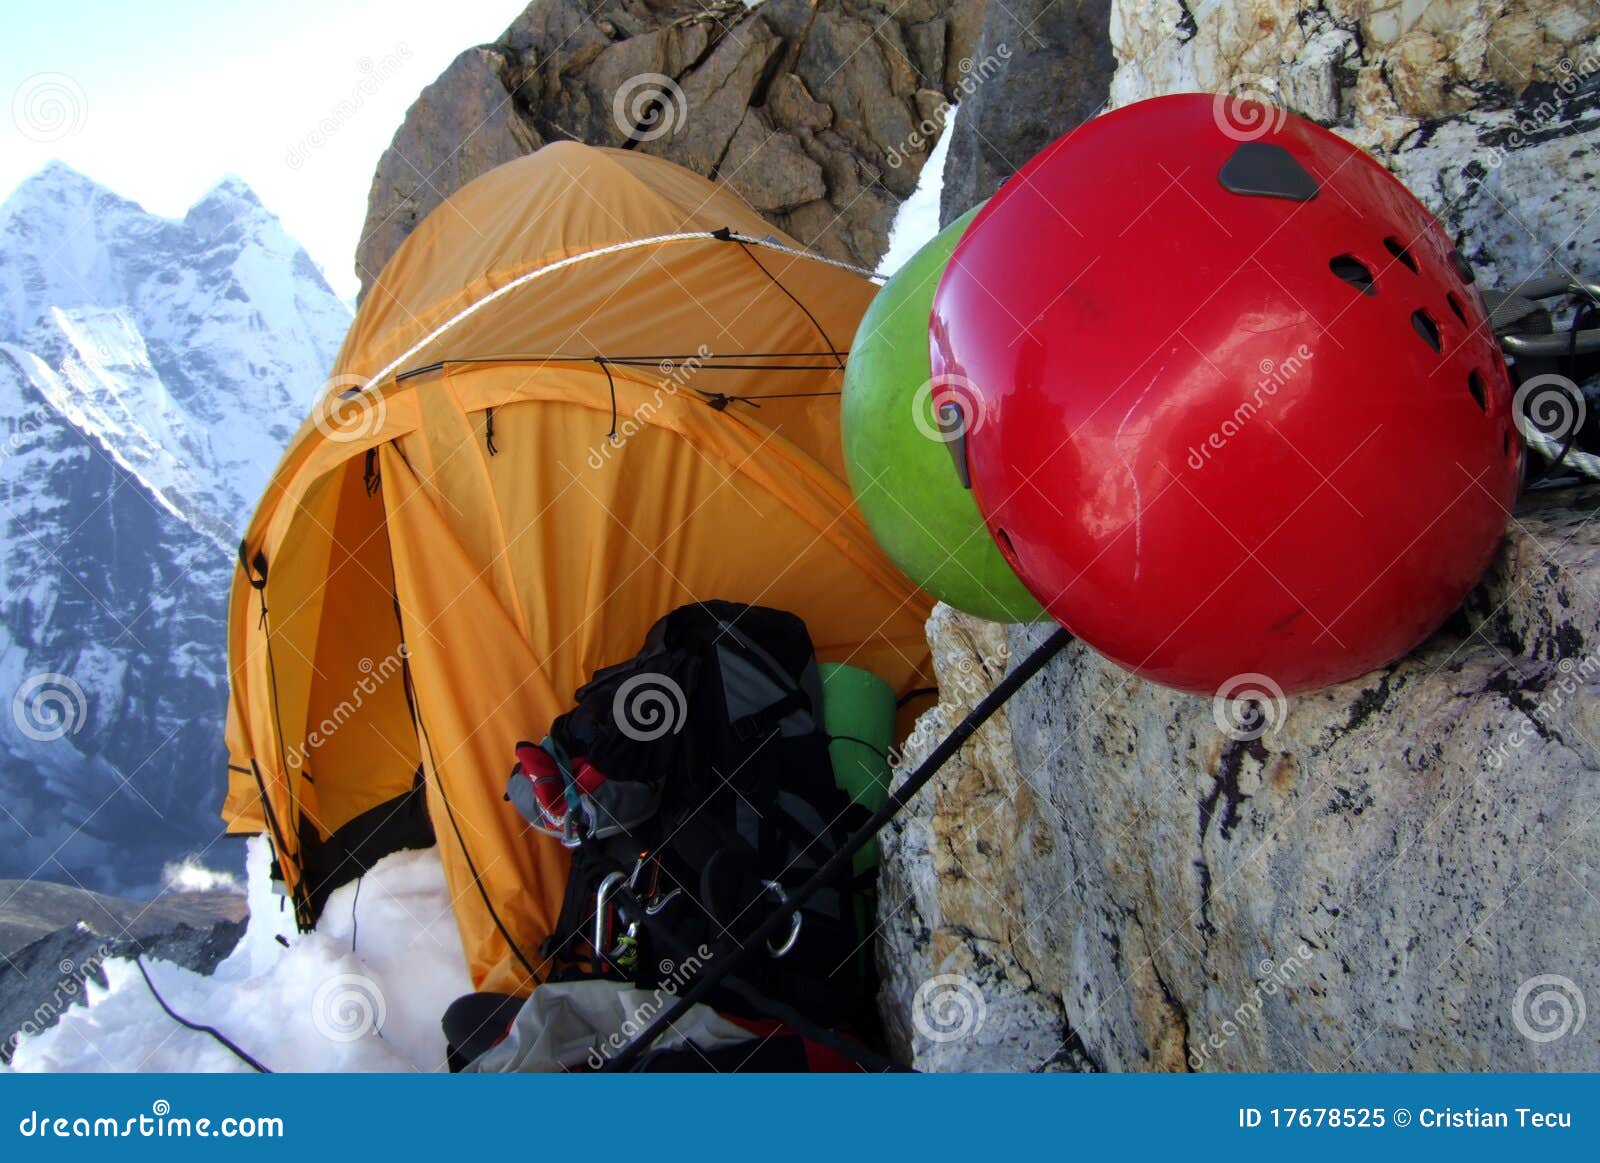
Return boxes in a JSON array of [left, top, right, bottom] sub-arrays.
[[875, 104, 960, 279], [11, 837, 471, 1072]]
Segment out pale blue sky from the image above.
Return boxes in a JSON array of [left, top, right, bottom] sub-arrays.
[[2, 0, 532, 299]]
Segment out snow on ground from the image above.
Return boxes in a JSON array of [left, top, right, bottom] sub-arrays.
[[10, 837, 471, 1072], [874, 104, 959, 279]]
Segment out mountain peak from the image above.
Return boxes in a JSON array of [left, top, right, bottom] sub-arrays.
[[2, 161, 122, 219], [196, 173, 263, 207], [183, 173, 275, 238]]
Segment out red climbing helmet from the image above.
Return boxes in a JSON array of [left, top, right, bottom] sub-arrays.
[[931, 93, 1521, 695]]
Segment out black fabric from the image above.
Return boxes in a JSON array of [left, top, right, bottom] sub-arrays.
[[442, 991, 524, 1073], [296, 769, 435, 920], [528, 601, 865, 1033]]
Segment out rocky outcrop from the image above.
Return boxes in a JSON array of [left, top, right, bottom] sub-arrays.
[[356, 0, 987, 296], [1107, 2, 1600, 285], [883, 490, 1600, 1072], [879, 1, 1600, 1072], [1, 902, 246, 1064], [1111, 1, 1600, 152], [938, 0, 1116, 224]]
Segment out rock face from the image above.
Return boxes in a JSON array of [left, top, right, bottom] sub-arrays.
[[878, 1, 1600, 1071], [356, 0, 988, 297], [884, 491, 1600, 1072], [1, 914, 247, 1064], [938, 0, 1116, 225]]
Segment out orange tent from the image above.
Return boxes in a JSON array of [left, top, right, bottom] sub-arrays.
[[222, 142, 933, 994]]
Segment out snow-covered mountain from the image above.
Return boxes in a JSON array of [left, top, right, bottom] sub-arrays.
[[0, 164, 349, 894]]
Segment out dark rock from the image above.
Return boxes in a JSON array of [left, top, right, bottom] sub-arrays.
[[938, 0, 1115, 225], [357, 0, 990, 297], [1, 914, 246, 1063]]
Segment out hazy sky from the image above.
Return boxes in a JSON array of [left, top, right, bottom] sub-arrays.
[[2, 0, 532, 301]]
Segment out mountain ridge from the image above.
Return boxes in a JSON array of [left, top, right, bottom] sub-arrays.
[[0, 162, 349, 895]]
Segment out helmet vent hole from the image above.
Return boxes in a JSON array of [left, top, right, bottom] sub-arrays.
[[1447, 292, 1468, 325], [995, 527, 1017, 564], [1384, 237, 1419, 273], [1329, 254, 1376, 296], [1467, 369, 1486, 412], [1412, 309, 1442, 353]]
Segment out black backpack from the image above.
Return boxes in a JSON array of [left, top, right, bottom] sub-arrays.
[[510, 601, 865, 1031]]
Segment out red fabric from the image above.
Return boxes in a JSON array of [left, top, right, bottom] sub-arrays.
[[514, 744, 606, 817], [720, 1014, 868, 1072]]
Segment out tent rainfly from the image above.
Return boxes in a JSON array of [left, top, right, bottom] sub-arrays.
[[223, 142, 934, 995]]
